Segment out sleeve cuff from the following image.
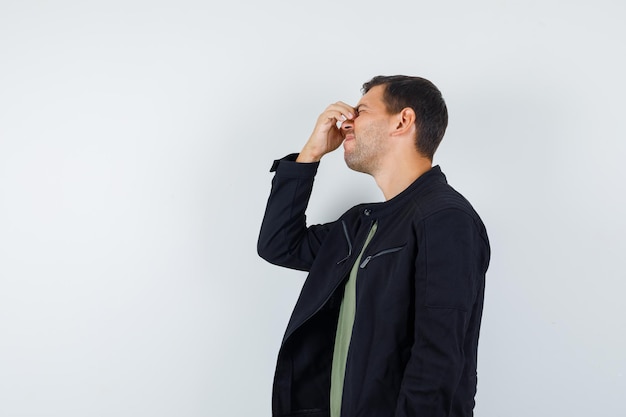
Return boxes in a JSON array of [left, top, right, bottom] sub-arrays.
[[269, 153, 320, 177]]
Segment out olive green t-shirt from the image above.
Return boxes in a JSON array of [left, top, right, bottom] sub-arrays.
[[330, 222, 378, 417]]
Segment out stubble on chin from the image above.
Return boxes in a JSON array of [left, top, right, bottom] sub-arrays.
[[343, 122, 387, 174], [344, 144, 370, 174], [344, 138, 385, 175]]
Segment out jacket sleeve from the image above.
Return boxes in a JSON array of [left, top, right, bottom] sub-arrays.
[[395, 208, 487, 416], [257, 154, 335, 272]]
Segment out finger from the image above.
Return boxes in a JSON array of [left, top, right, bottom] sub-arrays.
[[319, 110, 347, 126], [324, 108, 356, 124], [325, 102, 356, 120]]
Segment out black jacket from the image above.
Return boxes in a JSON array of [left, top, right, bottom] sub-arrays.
[[258, 155, 490, 417]]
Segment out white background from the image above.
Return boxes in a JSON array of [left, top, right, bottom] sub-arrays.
[[1, 1, 625, 416]]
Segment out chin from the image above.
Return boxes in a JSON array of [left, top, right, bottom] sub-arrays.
[[344, 157, 369, 174]]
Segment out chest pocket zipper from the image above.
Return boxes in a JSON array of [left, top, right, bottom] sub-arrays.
[[359, 245, 405, 269]]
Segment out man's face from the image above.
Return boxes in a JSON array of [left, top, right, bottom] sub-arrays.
[[341, 85, 393, 174]]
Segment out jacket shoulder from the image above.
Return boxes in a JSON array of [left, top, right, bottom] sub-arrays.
[[412, 180, 482, 222]]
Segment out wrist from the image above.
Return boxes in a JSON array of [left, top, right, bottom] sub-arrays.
[[296, 147, 323, 163]]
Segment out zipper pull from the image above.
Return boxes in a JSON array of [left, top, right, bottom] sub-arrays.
[[359, 256, 372, 269]]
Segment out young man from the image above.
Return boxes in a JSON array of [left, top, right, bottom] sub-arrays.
[[258, 75, 490, 417]]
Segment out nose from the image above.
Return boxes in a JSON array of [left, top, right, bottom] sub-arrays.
[[341, 118, 354, 132]]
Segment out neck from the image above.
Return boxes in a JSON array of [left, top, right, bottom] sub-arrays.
[[373, 154, 432, 200]]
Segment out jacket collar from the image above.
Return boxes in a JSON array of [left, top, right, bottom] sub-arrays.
[[357, 165, 447, 218]]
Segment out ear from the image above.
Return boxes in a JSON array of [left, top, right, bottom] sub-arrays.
[[390, 107, 416, 137]]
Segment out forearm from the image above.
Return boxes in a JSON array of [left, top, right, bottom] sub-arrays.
[[257, 154, 327, 271]]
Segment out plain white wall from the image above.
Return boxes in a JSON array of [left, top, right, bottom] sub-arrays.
[[1, 1, 624, 416]]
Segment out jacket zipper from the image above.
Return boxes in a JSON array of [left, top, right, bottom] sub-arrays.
[[284, 220, 372, 344], [336, 220, 353, 265], [359, 246, 405, 268]]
